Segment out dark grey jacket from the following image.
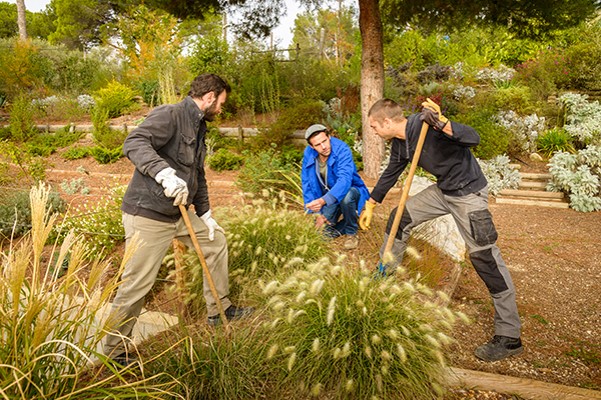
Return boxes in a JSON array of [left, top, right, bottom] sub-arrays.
[[121, 96, 210, 222], [370, 113, 487, 203]]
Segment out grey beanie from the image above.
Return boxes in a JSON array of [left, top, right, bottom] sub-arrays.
[[305, 124, 328, 141]]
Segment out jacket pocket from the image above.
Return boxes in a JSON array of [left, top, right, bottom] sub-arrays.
[[178, 134, 196, 166], [468, 209, 498, 246]]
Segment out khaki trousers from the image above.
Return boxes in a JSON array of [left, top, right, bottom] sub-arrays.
[[103, 210, 231, 357]]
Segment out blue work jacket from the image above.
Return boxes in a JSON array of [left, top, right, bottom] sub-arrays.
[[301, 137, 370, 213]]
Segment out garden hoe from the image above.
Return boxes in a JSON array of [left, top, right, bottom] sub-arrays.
[[376, 119, 429, 277], [178, 204, 230, 333]]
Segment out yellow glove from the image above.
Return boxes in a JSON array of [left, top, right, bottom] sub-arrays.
[[421, 98, 448, 130], [359, 201, 377, 230]]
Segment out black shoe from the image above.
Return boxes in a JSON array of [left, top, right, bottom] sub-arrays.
[[207, 305, 254, 326], [111, 352, 138, 368], [474, 335, 523, 362]]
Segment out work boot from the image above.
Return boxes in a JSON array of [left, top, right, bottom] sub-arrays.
[[474, 335, 523, 362], [207, 305, 254, 326], [343, 235, 359, 250], [111, 352, 139, 368]]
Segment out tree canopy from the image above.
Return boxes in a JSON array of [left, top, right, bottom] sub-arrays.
[[380, 0, 601, 38]]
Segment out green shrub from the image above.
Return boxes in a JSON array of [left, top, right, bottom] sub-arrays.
[[1, 185, 179, 398], [91, 106, 128, 150], [54, 186, 125, 259], [537, 127, 576, 157], [138, 78, 161, 106], [207, 148, 244, 171], [0, 188, 64, 239], [455, 109, 511, 159], [91, 145, 124, 164], [0, 141, 47, 183], [252, 100, 325, 149], [63, 145, 93, 160], [236, 149, 302, 204], [8, 93, 37, 142], [93, 80, 139, 118], [493, 85, 534, 114], [32, 95, 89, 123]]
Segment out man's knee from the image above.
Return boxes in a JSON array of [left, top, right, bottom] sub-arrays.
[[469, 248, 509, 294], [340, 187, 359, 208], [386, 207, 412, 240]]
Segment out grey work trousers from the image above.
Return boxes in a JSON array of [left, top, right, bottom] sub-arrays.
[[381, 184, 521, 338], [103, 210, 231, 357]]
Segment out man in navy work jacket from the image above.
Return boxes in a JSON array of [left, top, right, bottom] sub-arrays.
[[359, 98, 523, 362], [301, 124, 370, 250], [103, 73, 253, 367]]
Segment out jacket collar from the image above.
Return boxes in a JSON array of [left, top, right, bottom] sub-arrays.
[[183, 96, 205, 124]]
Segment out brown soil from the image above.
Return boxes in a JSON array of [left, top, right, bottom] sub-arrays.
[[22, 141, 601, 397]]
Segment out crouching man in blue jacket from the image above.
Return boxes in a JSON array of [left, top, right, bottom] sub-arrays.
[[301, 124, 370, 250]]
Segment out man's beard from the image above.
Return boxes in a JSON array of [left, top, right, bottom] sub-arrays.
[[204, 100, 219, 121]]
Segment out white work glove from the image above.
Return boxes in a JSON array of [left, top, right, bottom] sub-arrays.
[[200, 210, 224, 241], [155, 167, 188, 206]]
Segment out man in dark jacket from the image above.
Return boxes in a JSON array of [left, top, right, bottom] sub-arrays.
[[103, 74, 252, 366], [359, 98, 523, 362], [301, 124, 370, 250]]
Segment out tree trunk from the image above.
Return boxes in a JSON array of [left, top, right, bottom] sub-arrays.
[[358, 0, 384, 180], [16, 0, 27, 41]]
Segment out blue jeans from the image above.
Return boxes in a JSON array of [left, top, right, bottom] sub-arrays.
[[321, 187, 360, 237]]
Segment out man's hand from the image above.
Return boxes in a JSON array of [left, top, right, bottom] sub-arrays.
[[421, 98, 448, 131], [359, 201, 377, 230], [306, 198, 326, 213], [200, 210, 224, 241], [155, 167, 188, 206]]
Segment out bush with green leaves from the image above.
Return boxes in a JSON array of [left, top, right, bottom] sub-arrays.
[[477, 155, 521, 196], [559, 92, 601, 146], [236, 148, 302, 204], [256, 259, 466, 399], [207, 148, 244, 171], [62, 145, 93, 160], [0, 185, 180, 398], [93, 80, 139, 118], [54, 186, 126, 259], [454, 108, 510, 160], [547, 145, 601, 212], [0, 188, 64, 239], [252, 100, 325, 149], [8, 93, 37, 142], [91, 106, 128, 159], [32, 95, 89, 123], [0, 141, 47, 183], [537, 127, 576, 157]]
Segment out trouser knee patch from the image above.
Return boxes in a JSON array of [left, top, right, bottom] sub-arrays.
[[386, 207, 412, 240], [468, 209, 498, 246], [470, 248, 508, 294]]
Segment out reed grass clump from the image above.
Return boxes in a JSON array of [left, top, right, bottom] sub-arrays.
[[0, 184, 180, 398], [257, 256, 466, 399]]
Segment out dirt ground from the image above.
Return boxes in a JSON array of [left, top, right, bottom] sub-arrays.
[[36, 147, 601, 397]]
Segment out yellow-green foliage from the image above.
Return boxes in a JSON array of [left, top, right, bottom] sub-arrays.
[[0, 184, 180, 398], [258, 258, 465, 399], [93, 80, 139, 118]]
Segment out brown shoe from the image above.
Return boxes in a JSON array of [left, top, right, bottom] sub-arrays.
[[343, 235, 359, 250]]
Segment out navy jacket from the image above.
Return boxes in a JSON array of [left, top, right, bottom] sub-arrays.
[[370, 113, 487, 203]]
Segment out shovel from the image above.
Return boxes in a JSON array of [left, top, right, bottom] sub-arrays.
[[377, 120, 429, 276], [178, 204, 230, 331]]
